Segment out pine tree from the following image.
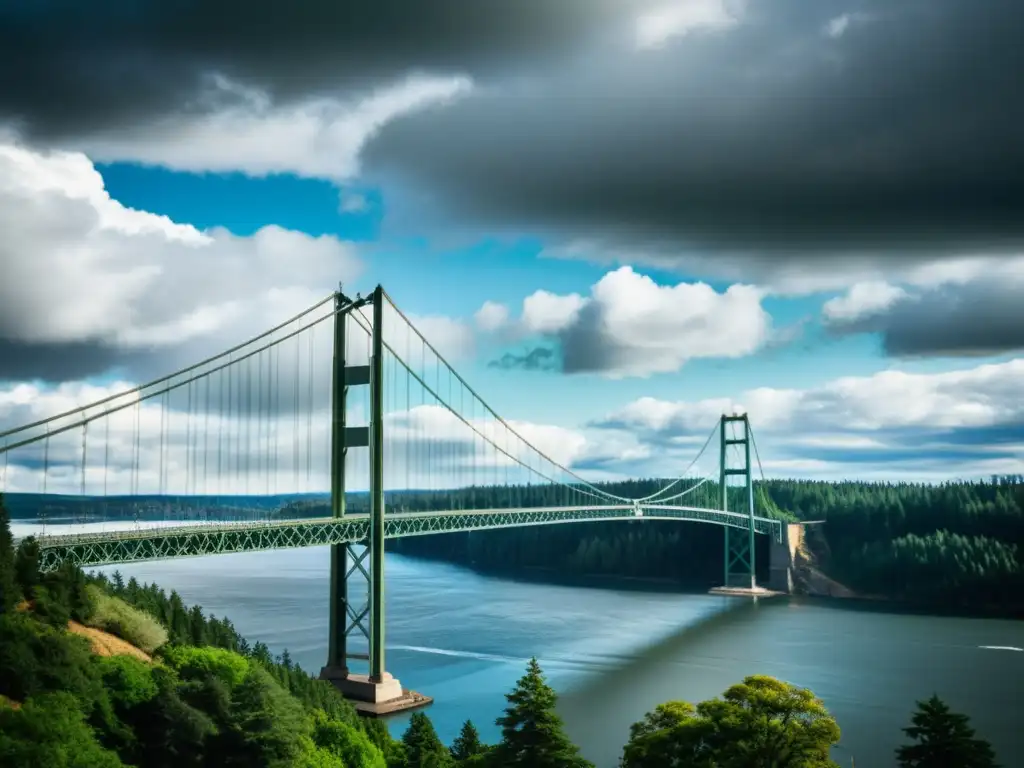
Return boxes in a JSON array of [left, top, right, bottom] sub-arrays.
[[450, 719, 485, 762], [495, 658, 592, 768], [401, 711, 452, 767], [896, 694, 999, 768], [0, 495, 19, 613], [13, 536, 40, 599]]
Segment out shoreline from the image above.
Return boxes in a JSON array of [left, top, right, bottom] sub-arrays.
[[404, 554, 1024, 621]]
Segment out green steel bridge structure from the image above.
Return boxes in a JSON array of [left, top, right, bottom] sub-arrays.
[[1, 285, 783, 711]]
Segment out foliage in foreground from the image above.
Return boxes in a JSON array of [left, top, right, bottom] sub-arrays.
[[620, 675, 842, 768], [896, 694, 1000, 768], [495, 657, 592, 768]]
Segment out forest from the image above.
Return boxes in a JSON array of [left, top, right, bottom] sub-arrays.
[[6, 474, 1024, 611], [0, 495, 1003, 767], [387, 476, 1024, 611]]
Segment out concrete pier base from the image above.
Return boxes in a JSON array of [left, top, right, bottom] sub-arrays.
[[320, 667, 433, 717], [709, 585, 784, 598]]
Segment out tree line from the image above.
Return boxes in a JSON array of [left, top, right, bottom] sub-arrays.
[[761, 477, 1024, 607], [389, 476, 1024, 610]]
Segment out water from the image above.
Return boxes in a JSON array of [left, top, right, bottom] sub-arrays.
[[13, 523, 1024, 767]]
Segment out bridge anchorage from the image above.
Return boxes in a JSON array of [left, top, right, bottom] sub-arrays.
[[1, 283, 791, 717]]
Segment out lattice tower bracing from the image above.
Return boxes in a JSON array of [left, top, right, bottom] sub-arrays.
[[322, 286, 388, 684]]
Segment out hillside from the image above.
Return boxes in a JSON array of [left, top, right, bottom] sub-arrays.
[[67, 620, 153, 663], [790, 524, 859, 599], [0, 498, 409, 768]]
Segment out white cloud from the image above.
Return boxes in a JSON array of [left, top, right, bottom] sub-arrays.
[[487, 267, 772, 377], [521, 290, 586, 335], [473, 301, 510, 333], [819, 258, 1024, 357], [544, 239, 1024, 304], [636, 0, 743, 49], [0, 142, 361, 360], [822, 280, 908, 323], [602, 358, 1024, 433], [73, 73, 473, 182], [591, 358, 1024, 481], [402, 314, 477, 363]]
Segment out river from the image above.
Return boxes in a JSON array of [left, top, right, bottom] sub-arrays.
[[12, 523, 1023, 766]]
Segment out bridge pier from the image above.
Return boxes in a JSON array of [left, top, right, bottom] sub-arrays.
[[717, 414, 758, 591], [711, 414, 793, 597], [318, 286, 431, 716]]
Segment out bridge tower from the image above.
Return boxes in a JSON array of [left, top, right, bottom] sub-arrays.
[[720, 413, 757, 589], [320, 285, 418, 713]]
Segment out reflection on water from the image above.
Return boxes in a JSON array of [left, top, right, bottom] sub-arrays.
[[11, 523, 1023, 768]]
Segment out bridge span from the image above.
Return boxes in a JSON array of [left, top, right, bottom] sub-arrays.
[[2, 285, 792, 715]]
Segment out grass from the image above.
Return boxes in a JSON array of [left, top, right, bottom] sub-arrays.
[[84, 585, 168, 654], [67, 620, 152, 663]]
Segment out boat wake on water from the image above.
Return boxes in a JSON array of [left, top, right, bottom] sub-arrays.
[[978, 645, 1023, 652], [388, 645, 526, 665]]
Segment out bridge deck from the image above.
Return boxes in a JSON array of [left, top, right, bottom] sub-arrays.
[[29, 504, 783, 571]]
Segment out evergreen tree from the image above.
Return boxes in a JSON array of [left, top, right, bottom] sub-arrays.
[[401, 711, 452, 767], [13, 536, 40, 599], [0, 496, 18, 613], [495, 658, 592, 768], [896, 695, 999, 768], [224, 664, 311, 767], [450, 719, 485, 762]]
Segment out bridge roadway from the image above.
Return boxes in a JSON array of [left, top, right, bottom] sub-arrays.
[[29, 504, 783, 571]]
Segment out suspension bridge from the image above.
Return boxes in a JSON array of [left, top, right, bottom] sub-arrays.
[[0, 285, 792, 714]]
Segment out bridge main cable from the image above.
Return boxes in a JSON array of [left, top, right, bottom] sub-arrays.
[[0, 294, 370, 456], [630, 420, 721, 503], [350, 291, 633, 505], [0, 294, 338, 444]]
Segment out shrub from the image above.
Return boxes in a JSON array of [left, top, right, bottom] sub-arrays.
[[162, 645, 251, 690], [311, 709, 387, 768], [98, 655, 159, 709], [86, 586, 168, 654]]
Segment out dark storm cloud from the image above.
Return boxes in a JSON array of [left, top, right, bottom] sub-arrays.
[[826, 280, 1024, 357], [487, 347, 558, 372], [364, 0, 1024, 263], [0, 0, 659, 140], [0, 339, 136, 383]]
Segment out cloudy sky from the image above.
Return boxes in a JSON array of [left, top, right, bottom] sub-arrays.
[[1, 0, 1022, 494]]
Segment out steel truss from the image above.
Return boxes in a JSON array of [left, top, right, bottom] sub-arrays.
[[33, 504, 782, 572]]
